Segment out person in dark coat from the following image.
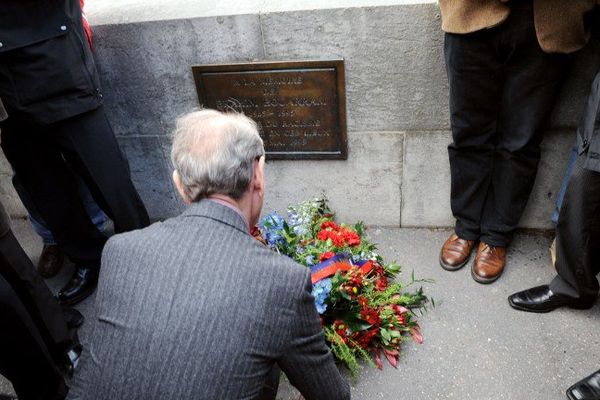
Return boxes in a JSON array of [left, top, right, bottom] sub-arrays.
[[0, 99, 81, 400], [508, 67, 600, 400], [0, 0, 150, 305]]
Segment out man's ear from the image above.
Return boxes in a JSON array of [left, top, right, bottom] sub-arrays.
[[253, 156, 265, 196], [173, 170, 192, 205]]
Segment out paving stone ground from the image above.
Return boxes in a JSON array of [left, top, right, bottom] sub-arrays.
[[2, 219, 599, 399]]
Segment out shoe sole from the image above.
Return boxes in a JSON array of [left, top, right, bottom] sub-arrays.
[[508, 297, 596, 313], [471, 266, 502, 284], [58, 285, 97, 307], [439, 253, 469, 272]]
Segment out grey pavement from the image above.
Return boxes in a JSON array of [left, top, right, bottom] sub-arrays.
[[2, 219, 599, 400]]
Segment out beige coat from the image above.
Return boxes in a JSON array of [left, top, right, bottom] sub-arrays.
[[438, 0, 598, 54]]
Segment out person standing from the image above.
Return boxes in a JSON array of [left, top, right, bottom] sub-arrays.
[[508, 65, 600, 399], [0, 0, 150, 304], [438, 0, 597, 283], [0, 99, 81, 400]]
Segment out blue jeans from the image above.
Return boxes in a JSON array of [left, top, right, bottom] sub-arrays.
[[551, 144, 579, 226], [12, 174, 106, 245]]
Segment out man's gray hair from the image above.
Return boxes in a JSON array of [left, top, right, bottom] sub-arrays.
[[171, 109, 264, 202]]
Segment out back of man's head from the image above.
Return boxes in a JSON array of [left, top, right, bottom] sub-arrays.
[[171, 109, 264, 202]]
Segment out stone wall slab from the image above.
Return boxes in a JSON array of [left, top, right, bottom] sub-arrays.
[[264, 131, 403, 226], [401, 130, 577, 230]]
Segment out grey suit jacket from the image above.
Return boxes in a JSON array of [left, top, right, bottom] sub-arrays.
[[68, 200, 350, 400]]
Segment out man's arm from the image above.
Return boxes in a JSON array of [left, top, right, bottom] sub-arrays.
[[278, 271, 351, 400]]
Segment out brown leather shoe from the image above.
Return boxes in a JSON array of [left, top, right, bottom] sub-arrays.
[[37, 244, 65, 278], [439, 233, 476, 271], [472, 242, 506, 284]]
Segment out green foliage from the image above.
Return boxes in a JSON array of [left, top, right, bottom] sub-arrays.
[[258, 197, 434, 377]]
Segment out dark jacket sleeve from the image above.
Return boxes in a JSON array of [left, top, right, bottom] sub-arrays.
[[278, 270, 351, 400], [577, 69, 600, 173], [0, 99, 10, 236], [0, 98, 7, 122]]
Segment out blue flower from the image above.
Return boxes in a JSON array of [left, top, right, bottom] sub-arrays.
[[312, 278, 332, 314], [259, 212, 286, 248], [288, 210, 309, 235]]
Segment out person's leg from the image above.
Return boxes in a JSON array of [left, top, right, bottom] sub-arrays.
[[77, 177, 107, 233], [444, 29, 504, 242], [549, 156, 600, 301], [0, 229, 73, 361], [479, 8, 571, 247], [0, 275, 68, 400], [0, 118, 106, 265], [11, 174, 57, 245], [54, 107, 150, 233], [12, 173, 67, 278], [13, 172, 107, 243], [551, 144, 579, 226]]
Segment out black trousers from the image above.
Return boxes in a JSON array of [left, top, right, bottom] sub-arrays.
[[549, 156, 600, 301], [444, 7, 570, 247], [0, 231, 69, 400], [0, 106, 150, 264]]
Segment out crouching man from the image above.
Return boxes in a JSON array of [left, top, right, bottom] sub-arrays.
[[67, 110, 350, 400]]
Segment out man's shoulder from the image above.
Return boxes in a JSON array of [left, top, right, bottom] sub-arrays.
[[102, 219, 168, 259], [250, 245, 311, 296]]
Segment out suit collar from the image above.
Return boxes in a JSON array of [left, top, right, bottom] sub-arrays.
[[181, 199, 250, 234]]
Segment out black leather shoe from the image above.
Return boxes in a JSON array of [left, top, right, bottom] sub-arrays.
[[37, 244, 65, 278], [62, 306, 85, 329], [567, 369, 600, 400], [57, 264, 100, 306], [508, 285, 595, 313]]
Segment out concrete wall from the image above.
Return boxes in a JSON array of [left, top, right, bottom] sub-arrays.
[[2, 3, 599, 229]]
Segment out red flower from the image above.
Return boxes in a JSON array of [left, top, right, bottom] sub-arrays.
[[250, 226, 267, 246], [375, 276, 388, 290], [357, 296, 369, 308], [351, 327, 378, 350], [317, 230, 330, 241], [332, 234, 346, 247], [340, 228, 361, 247], [360, 306, 381, 325], [393, 305, 408, 315], [410, 325, 423, 344], [321, 221, 340, 231], [319, 251, 335, 262], [333, 320, 348, 341]]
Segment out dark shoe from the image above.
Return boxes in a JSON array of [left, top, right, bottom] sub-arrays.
[[57, 264, 99, 306], [439, 233, 476, 271], [472, 242, 506, 284], [62, 305, 85, 329], [62, 335, 83, 381], [37, 244, 65, 278], [567, 369, 600, 400], [508, 285, 595, 313]]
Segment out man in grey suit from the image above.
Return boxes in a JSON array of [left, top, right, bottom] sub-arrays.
[[67, 109, 350, 400]]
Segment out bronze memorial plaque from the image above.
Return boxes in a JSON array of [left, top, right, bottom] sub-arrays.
[[192, 60, 347, 159]]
